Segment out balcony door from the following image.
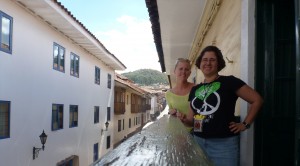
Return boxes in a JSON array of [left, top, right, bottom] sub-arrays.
[[255, 0, 298, 165]]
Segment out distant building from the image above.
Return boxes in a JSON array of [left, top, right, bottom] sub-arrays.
[[113, 74, 152, 148], [140, 85, 168, 119]]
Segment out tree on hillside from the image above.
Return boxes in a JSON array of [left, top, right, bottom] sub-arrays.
[[121, 69, 168, 86]]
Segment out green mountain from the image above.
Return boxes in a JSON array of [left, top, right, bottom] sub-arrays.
[[121, 69, 168, 86]]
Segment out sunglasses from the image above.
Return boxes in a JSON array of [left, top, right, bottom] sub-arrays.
[[176, 58, 190, 63]]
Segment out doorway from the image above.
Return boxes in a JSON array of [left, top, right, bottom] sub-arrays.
[[255, 0, 297, 165]]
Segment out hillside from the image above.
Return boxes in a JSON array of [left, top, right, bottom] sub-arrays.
[[121, 69, 168, 86]]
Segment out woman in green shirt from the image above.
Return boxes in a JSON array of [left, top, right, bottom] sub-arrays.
[[165, 58, 195, 131]]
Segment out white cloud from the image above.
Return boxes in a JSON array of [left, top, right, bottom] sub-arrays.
[[2, 17, 11, 34], [95, 15, 161, 73]]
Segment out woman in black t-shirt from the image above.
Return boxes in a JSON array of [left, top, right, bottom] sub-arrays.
[[180, 46, 263, 166]]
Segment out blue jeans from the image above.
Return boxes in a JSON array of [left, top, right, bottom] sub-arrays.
[[193, 135, 240, 166]]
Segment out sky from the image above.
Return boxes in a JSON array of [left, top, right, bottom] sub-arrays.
[[57, 0, 161, 73]]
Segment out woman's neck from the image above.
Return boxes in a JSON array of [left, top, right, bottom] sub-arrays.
[[204, 74, 219, 83], [176, 80, 189, 87], [172, 80, 191, 95]]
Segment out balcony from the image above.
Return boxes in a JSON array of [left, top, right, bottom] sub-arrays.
[[114, 102, 125, 114]]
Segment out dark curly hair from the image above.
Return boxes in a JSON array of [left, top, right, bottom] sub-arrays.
[[195, 45, 226, 71]]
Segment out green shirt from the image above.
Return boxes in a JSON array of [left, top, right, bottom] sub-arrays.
[[166, 91, 190, 115], [165, 90, 192, 131]]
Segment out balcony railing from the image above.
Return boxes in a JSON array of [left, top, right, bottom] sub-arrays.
[[92, 115, 212, 166], [114, 102, 125, 114]]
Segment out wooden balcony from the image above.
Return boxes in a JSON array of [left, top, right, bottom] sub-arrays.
[[114, 89, 125, 114], [92, 115, 212, 166], [130, 104, 140, 113], [114, 102, 125, 114]]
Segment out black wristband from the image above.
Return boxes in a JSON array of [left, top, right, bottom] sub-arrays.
[[242, 121, 250, 129]]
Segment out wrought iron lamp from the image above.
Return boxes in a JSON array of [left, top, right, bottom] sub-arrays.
[[33, 130, 47, 160], [101, 121, 109, 135]]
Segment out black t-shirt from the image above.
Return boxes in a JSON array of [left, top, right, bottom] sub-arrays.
[[188, 75, 246, 138]]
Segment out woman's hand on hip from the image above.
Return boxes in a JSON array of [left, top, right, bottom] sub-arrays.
[[229, 121, 247, 133]]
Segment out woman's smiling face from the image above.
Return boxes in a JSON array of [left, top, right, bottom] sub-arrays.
[[174, 60, 191, 80], [200, 51, 219, 76]]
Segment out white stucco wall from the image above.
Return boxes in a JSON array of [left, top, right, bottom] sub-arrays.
[[240, 0, 256, 166], [0, 1, 114, 166], [150, 96, 158, 114]]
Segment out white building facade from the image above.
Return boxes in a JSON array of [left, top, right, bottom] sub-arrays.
[[0, 0, 125, 166]]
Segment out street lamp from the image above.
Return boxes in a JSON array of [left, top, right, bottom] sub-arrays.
[[33, 130, 47, 160]]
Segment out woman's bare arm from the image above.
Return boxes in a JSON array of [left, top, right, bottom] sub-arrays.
[[229, 85, 264, 133]]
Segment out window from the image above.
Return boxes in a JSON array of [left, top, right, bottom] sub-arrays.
[[0, 101, 10, 139], [129, 118, 131, 128], [57, 156, 78, 166], [95, 67, 100, 85], [70, 53, 79, 77], [58, 160, 73, 166], [0, 11, 13, 54], [69, 105, 78, 128], [107, 107, 111, 121], [118, 120, 121, 132], [53, 43, 65, 72], [93, 143, 99, 162], [94, 106, 99, 124], [52, 104, 63, 131], [106, 136, 111, 149], [107, 74, 111, 89]]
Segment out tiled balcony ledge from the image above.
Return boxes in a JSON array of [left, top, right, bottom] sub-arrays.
[[92, 115, 212, 166]]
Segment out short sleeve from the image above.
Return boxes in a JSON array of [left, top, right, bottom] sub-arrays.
[[228, 75, 246, 92], [188, 85, 199, 102]]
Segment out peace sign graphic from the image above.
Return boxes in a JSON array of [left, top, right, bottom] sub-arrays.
[[192, 82, 221, 115]]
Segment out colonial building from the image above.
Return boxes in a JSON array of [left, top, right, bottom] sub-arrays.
[[113, 74, 152, 148], [0, 0, 125, 166]]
